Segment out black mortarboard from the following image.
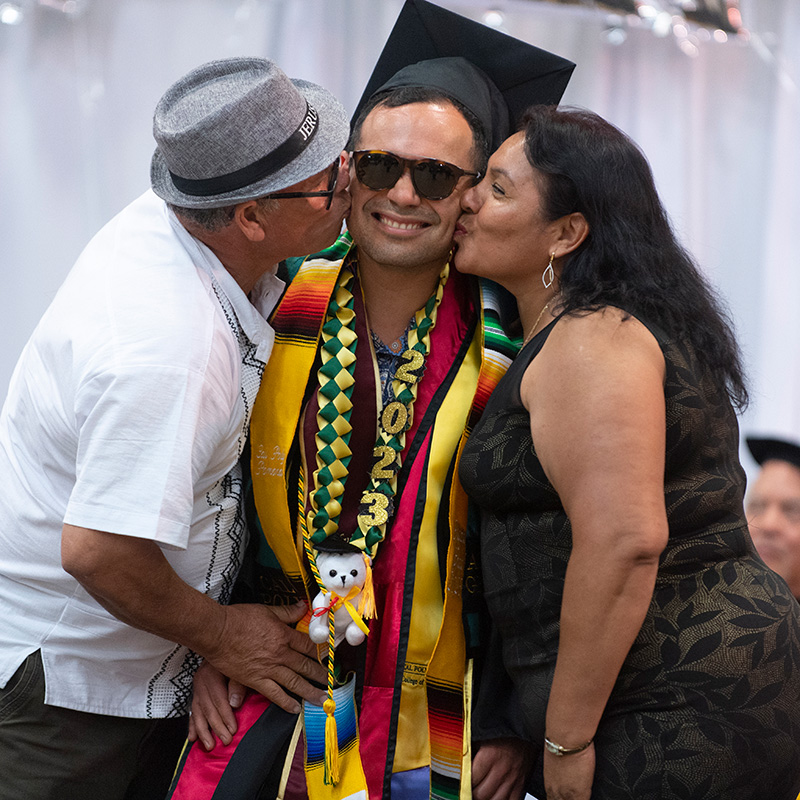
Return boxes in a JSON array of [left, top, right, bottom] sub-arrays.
[[352, 0, 575, 152], [747, 437, 800, 472]]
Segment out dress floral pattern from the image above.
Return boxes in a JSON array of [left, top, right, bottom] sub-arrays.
[[460, 310, 800, 799]]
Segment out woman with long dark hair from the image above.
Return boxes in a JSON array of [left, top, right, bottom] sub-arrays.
[[455, 106, 800, 800]]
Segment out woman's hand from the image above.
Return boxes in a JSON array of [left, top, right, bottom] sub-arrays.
[[543, 744, 595, 800], [188, 661, 246, 751]]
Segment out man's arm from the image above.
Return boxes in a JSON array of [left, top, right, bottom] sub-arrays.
[[61, 524, 326, 713]]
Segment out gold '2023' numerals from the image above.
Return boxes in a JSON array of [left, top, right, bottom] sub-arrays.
[[359, 491, 390, 527], [381, 401, 409, 434], [395, 349, 424, 383], [371, 445, 398, 480]]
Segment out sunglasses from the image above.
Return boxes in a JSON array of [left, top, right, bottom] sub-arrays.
[[264, 159, 340, 210], [352, 150, 481, 200]]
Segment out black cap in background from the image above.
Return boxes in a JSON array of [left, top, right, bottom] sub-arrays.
[[747, 437, 800, 471]]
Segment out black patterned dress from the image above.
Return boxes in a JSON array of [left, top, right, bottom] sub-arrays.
[[460, 310, 800, 799]]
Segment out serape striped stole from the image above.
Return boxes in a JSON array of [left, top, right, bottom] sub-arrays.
[[426, 278, 519, 800]]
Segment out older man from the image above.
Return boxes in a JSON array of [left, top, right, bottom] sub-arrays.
[[0, 57, 350, 799], [746, 436, 800, 600]]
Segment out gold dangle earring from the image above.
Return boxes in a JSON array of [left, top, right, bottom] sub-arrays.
[[542, 253, 555, 289]]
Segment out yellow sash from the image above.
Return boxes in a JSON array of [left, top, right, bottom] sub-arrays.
[[250, 255, 346, 595]]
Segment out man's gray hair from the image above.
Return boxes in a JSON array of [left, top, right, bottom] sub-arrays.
[[169, 196, 280, 233]]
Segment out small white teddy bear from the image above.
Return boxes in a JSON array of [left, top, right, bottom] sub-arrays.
[[308, 550, 370, 648]]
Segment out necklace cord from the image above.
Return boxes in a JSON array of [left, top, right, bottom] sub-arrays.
[[522, 294, 557, 348]]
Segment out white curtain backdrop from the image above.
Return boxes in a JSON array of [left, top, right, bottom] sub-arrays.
[[1, 0, 798, 479]]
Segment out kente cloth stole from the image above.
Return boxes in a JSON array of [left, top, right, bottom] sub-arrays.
[[250, 238, 354, 591], [297, 262, 472, 798], [425, 278, 520, 800], [250, 235, 519, 799], [295, 254, 470, 799]]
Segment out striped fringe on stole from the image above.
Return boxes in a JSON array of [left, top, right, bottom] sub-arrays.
[[467, 279, 522, 432], [428, 278, 520, 800], [250, 234, 355, 592]]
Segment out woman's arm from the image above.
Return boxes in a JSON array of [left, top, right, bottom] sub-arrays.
[[519, 308, 669, 800]]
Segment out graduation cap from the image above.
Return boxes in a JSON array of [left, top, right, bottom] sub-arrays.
[[747, 437, 800, 472], [352, 0, 575, 151]]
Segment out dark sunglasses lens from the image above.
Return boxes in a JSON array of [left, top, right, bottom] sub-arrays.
[[412, 161, 458, 200], [356, 153, 403, 191]]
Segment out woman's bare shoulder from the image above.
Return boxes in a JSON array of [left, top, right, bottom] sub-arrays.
[[544, 307, 662, 365], [521, 306, 665, 409]]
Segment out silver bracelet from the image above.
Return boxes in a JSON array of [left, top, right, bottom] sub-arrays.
[[544, 735, 594, 757]]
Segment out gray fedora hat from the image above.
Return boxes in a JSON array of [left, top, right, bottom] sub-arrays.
[[151, 57, 349, 209]]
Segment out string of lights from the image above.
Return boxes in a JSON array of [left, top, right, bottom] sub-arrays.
[[0, 0, 746, 38], [0, 0, 87, 25], [480, 0, 746, 55]]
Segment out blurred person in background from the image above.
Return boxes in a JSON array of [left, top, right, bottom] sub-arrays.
[[746, 436, 800, 601]]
